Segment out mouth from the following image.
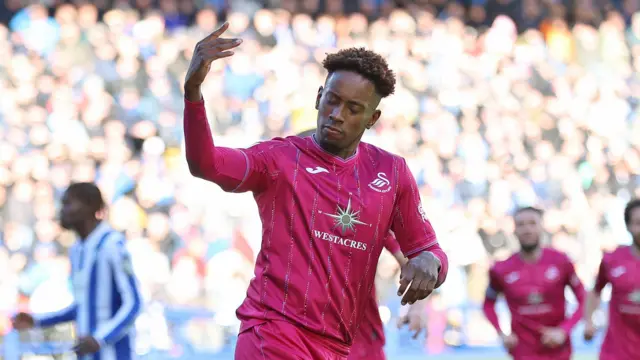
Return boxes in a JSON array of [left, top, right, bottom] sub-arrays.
[[322, 125, 342, 136]]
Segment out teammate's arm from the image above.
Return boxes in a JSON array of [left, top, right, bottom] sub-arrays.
[[384, 233, 428, 339], [183, 23, 274, 193], [541, 258, 587, 348], [583, 255, 608, 341], [391, 159, 448, 305], [92, 239, 142, 347], [482, 267, 503, 335], [483, 267, 518, 350], [559, 259, 586, 334]]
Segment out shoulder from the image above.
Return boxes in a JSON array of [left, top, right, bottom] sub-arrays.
[[359, 142, 405, 166], [101, 231, 128, 256], [543, 248, 572, 265], [490, 256, 515, 276], [605, 246, 629, 264], [245, 137, 296, 154]]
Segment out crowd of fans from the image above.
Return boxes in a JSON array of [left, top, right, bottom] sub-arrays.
[[0, 0, 639, 352]]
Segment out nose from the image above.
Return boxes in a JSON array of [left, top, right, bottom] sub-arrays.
[[330, 106, 345, 123]]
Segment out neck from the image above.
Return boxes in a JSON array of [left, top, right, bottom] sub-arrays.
[[632, 242, 640, 259], [520, 246, 542, 263], [314, 134, 360, 160], [76, 219, 100, 240]]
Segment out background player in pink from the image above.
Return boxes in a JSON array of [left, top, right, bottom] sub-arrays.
[[482, 207, 586, 360], [182, 23, 449, 360], [296, 129, 427, 360], [583, 199, 640, 360]]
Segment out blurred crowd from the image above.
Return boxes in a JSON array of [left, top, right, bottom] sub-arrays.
[[0, 0, 639, 351]]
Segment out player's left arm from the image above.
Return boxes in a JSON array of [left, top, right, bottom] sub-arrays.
[[384, 231, 407, 267], [92, 238, 143, 347], [391, 159, 448, 304], [559, 256, 586, 334]]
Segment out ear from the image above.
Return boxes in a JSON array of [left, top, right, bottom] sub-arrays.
[[315, 86, 323, 110], [366, 110, 381, 129]]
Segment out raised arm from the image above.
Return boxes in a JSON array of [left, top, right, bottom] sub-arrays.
[[183, 23, 275, 193], [391, 159, 449, 305]]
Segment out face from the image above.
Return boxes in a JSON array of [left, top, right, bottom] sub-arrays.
[[59, 191, 89, 230], [315, 71, 381, 154], [627, 206, 640, 246], [514, 210, 543, 253]]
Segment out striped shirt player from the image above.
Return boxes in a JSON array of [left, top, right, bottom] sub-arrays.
[[33, 222, 142, 360], [184, 98, 449, 359]]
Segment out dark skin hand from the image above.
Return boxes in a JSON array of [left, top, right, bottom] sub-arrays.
[[397, 251, 441, 305], [184, 22, 243, 102], [12, 313, 100, 355], [73, 336, 101, 356], [12, 312, 35, 331]]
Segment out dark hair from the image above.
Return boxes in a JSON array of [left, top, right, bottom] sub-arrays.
[[624, 199, 640, 225], [513, 206, 544, 218], [66, 182, 106, 213], [322, 47, 396, 98], [296, 129, 315, 137]]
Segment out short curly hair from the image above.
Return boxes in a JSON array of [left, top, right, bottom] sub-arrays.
[[322, 47, 396, 98]]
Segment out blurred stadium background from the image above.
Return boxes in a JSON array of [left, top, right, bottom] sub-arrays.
[[1, 0, 638, 358]]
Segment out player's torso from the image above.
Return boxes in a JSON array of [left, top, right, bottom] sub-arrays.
[[602, 247, 640, 357], [246, 138, 400, 342], [499, 251, 568, 327], [606, 249, 640, 323], [354, 292, 385, 349]]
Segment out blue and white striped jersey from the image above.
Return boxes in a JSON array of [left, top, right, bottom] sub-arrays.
[[33, 222, 142, 360]]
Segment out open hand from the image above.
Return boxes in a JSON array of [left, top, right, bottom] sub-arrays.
[[501, 333, 518, 350], [11, 312, 35, 331], [397, 301, 427, 339], [184, 22, 243, 99], [540, 327, 567, 348], [397, 251, 440, 305]]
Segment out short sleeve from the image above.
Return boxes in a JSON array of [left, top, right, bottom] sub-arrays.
[[486, 266, 503, 300], [390, 158, 437, 257], [593, 254, 610, 294], [232, 139, 287, 193]]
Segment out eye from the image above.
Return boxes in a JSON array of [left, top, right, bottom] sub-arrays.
[[326, 94, 339, 104]]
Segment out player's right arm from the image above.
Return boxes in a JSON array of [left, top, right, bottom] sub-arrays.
[[183, 23, 273, 193], [482, 266, 504, 335], [32, 304, 78, 327], [583, 253, 609, 341], [13, 247, 80, 330], [12, 304, 78, 330], [482, 265, 517, 349]]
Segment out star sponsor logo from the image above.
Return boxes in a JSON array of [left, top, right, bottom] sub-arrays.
[[528, 292, 544, 305], [314, 198, 371, 251], [319, 198, 369, 234], [628, 290, 640, 304]]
